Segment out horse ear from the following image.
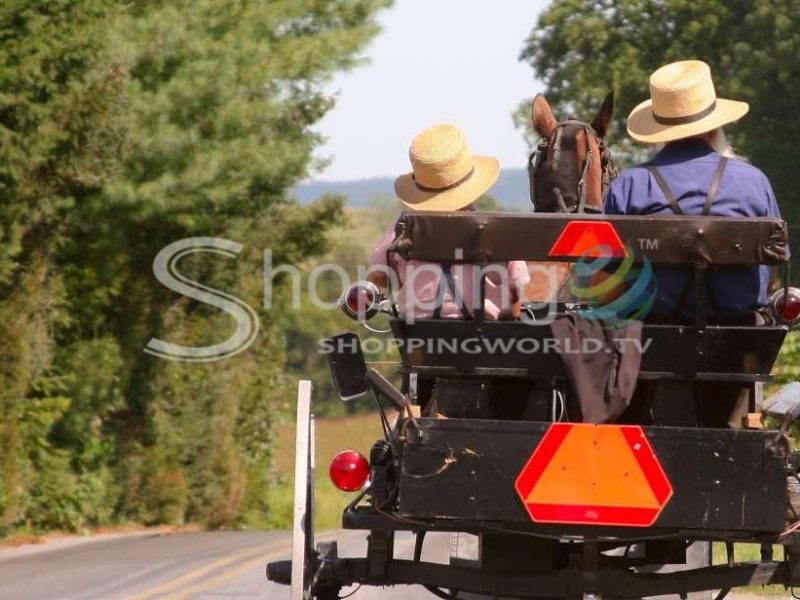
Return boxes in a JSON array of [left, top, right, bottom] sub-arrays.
[[531, 93, 558, 137], [591, 91, 615, 138]]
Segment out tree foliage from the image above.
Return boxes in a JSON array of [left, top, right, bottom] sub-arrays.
[[0, 0, 389, 534], [519, 0, 800, 219], [280, 197, 402, 419], [0, 0, 126, 531]]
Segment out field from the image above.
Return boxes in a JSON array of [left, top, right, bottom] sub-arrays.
[[268, 411, 385, 530]]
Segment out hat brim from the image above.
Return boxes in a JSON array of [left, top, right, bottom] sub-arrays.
[[627, 97, 749, 144], [394, 156, 500, 211]]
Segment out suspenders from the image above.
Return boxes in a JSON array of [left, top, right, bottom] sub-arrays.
[[433, 264, 473, 320], [646, 157, 729, 319], [646, 157, 728, 217]]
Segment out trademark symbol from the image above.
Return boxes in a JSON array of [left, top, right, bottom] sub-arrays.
[[638, 238, 659, 251]]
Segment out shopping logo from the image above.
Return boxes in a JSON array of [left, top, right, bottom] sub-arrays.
[[144, 238, 260, 362], [569, 244, 657, 328]]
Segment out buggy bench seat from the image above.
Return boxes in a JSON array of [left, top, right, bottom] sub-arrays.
[[389, 211, 790, 382]]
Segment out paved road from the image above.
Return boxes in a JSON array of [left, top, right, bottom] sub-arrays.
[[0, 531, 770, 599], [0, 530, 449, 600]]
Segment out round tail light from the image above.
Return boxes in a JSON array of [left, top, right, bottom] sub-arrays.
[[340, 282, 381, 321], [329, 450, 370, 492], [771, 288, 800, 324]]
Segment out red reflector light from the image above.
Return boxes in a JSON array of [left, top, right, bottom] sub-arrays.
[[346, 285, 374, 313], [549, 221, 627, 258], [772, 288, 800, 324], [341, 282, 380, 320], [330, 450, 370, 492]]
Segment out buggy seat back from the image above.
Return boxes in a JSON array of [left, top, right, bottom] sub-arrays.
[[389, 211, 789, 383]]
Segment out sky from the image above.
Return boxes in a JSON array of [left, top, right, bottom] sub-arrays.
[[310, 0, 550, 182]]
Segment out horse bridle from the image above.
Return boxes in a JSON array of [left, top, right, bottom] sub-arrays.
[[528, 118, 617, 214]]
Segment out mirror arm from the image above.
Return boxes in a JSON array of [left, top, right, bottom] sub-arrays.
[[366, 368, 406, 411]]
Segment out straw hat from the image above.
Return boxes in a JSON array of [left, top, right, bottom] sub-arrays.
[[627, 60, 749, 144], [395, 124, 499, 211]]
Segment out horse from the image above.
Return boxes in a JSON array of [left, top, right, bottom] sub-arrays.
[[523, 92, 617, 303]]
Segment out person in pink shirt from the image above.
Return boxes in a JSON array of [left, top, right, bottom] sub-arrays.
[[367, 124, 529, 322]]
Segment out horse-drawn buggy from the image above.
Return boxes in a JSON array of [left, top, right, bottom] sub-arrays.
[[266, 82, 800, 598], [267, 205, 800, 599]]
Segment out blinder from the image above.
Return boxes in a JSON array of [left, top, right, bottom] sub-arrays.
[[528, 119, 617, 214]]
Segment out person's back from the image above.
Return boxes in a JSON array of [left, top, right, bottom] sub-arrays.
[[369, 225, 528, 322], [367, 124, 528, 323], [606, 136, 781, 322], [366, 124, 530, 417], [604, 60, 782, 324]]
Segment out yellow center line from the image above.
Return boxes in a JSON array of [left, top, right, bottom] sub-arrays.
[[120, 531, 350, 600], [119, 541, 289, 600], [164, 545, 292, 600]]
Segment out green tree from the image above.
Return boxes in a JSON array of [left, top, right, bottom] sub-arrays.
[[88, 0, 391, 528], [280, 202, 402, 418], [476, 194, 502, 211], [0, 0, 391, 534], [518, 0, 800, 219], [0, 0, 125, 531]]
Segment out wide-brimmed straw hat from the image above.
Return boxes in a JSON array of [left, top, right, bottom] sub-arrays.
[[627, 60, 749, 144], [395, 124, 499, 211]]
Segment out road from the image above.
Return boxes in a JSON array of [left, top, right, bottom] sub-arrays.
[[0, 531, 770, 599], [0, 530, 450, 600]]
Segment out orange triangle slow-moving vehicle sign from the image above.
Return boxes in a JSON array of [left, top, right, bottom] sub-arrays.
[[515, 424, 673, 527], [548, 221, 627, 258]]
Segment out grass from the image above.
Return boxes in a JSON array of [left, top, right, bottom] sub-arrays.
[[711, 543, 786, 597], [268, 411, 386, 530]]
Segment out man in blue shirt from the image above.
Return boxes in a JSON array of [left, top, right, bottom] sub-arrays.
[[607, 63, 785, 574], [606, 59, 787, 438], [605, 60, 782, 323]]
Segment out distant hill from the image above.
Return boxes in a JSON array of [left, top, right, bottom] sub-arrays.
[[294, 167, 532, 211]]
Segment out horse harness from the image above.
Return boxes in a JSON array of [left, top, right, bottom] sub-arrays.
[[528, 118, 617, 214]]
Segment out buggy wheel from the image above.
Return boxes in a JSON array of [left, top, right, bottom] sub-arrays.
[[291, 380, 317, 600]]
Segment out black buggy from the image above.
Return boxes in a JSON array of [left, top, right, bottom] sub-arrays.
[[267, 210, 800, 599]]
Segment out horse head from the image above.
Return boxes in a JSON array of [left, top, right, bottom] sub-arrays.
[[524, 92, 617, 304], [529, 92, 616, 214]]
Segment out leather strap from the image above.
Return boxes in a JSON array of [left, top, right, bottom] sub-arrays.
[[553, 187, 570, 213], [527, 146, 542, 210], [646, 165, 684, 215], [702, 157, 728, 216], [576, 144, 593, 214], [433, 264, 472, 319], [700, 157, 729, 316], [647, 157, 729, 319]]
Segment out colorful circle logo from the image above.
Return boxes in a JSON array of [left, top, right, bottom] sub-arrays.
[[569, 245, 657, 328]]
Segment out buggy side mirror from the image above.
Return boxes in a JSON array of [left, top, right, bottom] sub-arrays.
[[325, 332, 369, 402]]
